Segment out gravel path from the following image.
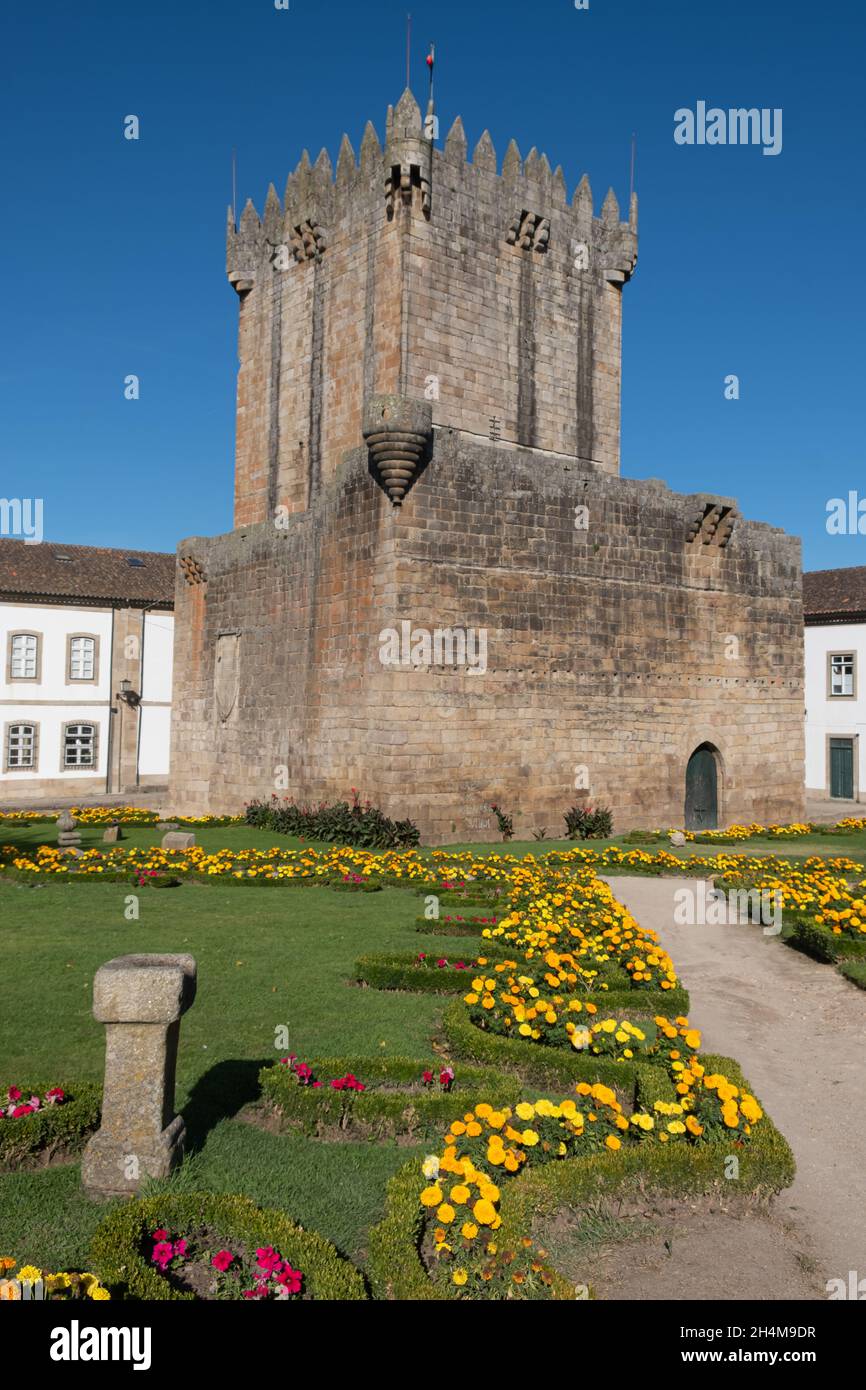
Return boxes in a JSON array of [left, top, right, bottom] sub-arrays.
[[604, 874, 866, 1290]]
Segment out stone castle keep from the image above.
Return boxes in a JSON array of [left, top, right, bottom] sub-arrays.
[[169, 90, 805, 839]]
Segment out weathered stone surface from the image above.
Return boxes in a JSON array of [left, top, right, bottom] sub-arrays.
[[103, 825, 123, 843], [161, 831, 195, 850], [81, 954, 197, 1199], [669, 831, 687, 847]]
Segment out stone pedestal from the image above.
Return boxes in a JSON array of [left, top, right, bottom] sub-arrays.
[[81, 953, 197, 1199], [57, 809, 82, 849]]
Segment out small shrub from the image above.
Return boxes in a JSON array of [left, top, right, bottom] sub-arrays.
[[564, 805, 613, 840], [489, 804, 514, 841]]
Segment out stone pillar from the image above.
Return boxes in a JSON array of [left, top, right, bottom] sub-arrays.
[[81, 954, 197, 1199]]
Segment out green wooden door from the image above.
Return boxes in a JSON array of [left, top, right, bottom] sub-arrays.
[[830, 738, 854, 799], [685, 746, 719, 830]]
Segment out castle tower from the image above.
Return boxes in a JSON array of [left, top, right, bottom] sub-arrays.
[[170, 92, 803, 838], [226, 89, 638, 526]]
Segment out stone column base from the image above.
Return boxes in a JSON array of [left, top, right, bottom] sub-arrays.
[[81, 1114, 186, 1200]]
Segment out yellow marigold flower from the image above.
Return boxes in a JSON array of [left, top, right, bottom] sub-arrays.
[[421, 1185, 443, 1207], [90, 1286, 111, 1300], [685, 1115, 704, 1136], [605, 1135, 621, 1151], [17, 1266, 41, 1282], [437, 1203, 456, 1223], [515, 1102, 535, 1121], [461, 1222, 478, 1240], [473, 1198, 497, 1225], [452, 1269, 468, 1286]]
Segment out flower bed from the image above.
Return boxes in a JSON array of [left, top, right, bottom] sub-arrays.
[[413, 913, 501, 936], [0, 1258, 110, 1300], [0, 806, 242, 827], [367, 1050, 793, 1300], [0, 1082, 100, 1170], [89, 1194, 366, 1301], [258, 1054, 524, 1139]]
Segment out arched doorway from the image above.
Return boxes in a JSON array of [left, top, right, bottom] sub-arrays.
[[685, 744, 719, 830]]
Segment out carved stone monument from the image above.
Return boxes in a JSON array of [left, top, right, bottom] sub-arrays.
[[81, 953, 197, 1199]]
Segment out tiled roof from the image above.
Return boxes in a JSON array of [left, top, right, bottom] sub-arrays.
[[0, 539, 176, 608], [803, 566, 866, 623]]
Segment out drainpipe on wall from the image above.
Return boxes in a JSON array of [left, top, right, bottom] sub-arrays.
[[105, 606, 116, 796], [134, 604, 155, 789]]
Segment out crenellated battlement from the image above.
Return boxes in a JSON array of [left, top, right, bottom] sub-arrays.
[[227, 88, 639, 528], [227, 88, 637, 295]]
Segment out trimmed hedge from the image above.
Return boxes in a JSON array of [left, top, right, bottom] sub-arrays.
[[89, 1193, 367, 1301], [441, 1003, 643, 1104], [367, 1054, 795, 1301], [787, 914, 866, 964], [355, 951, 688, 1012], [0, 1082, 101, 1170], [367, 1158, 577, 1301], [258, 1055, 523, 1139], [413, 915, 499, 936]]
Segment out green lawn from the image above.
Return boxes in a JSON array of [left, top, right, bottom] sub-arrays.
[[0, 875, 466, 1269]]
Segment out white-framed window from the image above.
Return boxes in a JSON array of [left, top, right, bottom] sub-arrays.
[[63, 722, 97, 769], [68, 634, 97, 682], [8, 632, 41, 681], [829, 652, 856, 698], [5, 723, 38, 771]]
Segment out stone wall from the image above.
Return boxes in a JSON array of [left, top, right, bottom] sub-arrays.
[[169, 435, 804, 839]]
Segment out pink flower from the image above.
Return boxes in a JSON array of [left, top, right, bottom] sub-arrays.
[[211, 1250, 234, 1272], [173, 1239, 187, 1257], [45, 1087, 65, 1104], [256, 1247, 282, 1274], [275, 1262, 303, 1295], [436, 959, 448, 968], [7, 1087, 21, 1102], [11, 1104, 35, 1118], [152, 1241, 174, 1270]]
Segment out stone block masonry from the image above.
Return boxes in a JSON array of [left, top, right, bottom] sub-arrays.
[[169, 89, 804, 841]]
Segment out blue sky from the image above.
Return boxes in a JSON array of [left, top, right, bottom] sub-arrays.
[[2, 0, 863, 571]]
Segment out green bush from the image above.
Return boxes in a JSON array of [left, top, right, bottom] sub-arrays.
[[788, 915, 866, 963], [0, 1082, 101, 1170], [258, 1055, 523, 1139], [244, 791, 419, 850], [89, 1193, 367, 1300], [564, 805, 614, 840]]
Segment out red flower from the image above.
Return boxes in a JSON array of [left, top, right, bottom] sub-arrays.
[[256, 1247, 282, 1274], [276, 1262, 303, 1295], [152, 1241, 174, 1270], [436, 959, 448, 968], [11, 1104, 34, 1118], [152, 1229, 168, 1240], [422, 1070, 434, 1085], [211, 1250, 234, 1272], [45, 1087, 65, 1104], [7, 1087, 21, 1102]]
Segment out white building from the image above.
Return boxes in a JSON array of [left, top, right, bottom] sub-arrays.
[[0, 540, 175, 805], [804, 567, 866, 806]]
